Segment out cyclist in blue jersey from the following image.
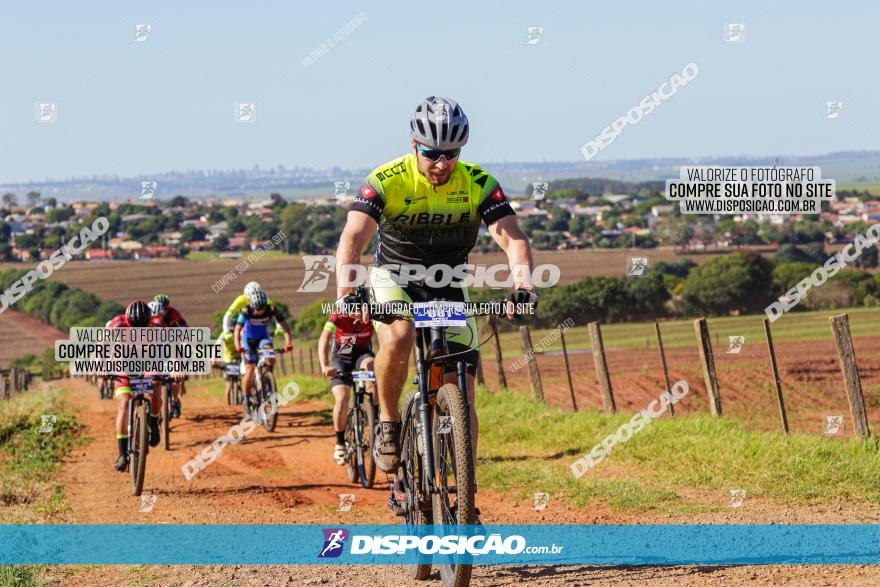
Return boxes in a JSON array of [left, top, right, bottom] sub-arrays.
[[233, 289, 293, 407]]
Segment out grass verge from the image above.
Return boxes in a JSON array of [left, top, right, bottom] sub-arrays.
[[0, 384, 83, 522], [478, 386, 880, 514]]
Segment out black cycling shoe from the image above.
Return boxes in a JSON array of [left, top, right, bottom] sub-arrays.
[[372, 421, 402, 473], [171, 399, 181, 419], [149, 417, 161, 447], [114, 455, 129, 472]]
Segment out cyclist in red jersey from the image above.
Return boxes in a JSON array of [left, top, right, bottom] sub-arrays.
[[152, 294, 188, 327], [151, 295, 187, 417], [318, 310, 376, 465], [111, 301, 164, 472]]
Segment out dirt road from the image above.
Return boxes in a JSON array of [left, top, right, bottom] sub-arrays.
[[45, 379, 880, 586]]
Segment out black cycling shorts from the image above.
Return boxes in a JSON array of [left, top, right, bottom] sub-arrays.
[[330, 349, 375, 387]]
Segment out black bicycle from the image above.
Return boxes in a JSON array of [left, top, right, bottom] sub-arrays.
[[341, 369, 378, 488], [216, 362, 243, 405], [105, 374, 156, 496], [98, 376, 113, 400], [154, 374, 176, 450], [369, 294, 515, 587], [244, 348, 286, 432]]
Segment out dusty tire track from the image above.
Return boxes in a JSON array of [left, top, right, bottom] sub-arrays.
[[46, 379, 880, 586]]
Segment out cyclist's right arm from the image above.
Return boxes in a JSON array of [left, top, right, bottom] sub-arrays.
[[337, 187, 379, 301], [318, 317, 336, 376], [222, 295, 248, 334]]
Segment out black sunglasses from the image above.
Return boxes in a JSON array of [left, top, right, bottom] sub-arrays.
[[416, 144, 461, 162]]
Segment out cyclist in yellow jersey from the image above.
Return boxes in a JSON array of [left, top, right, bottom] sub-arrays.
[[222, 282, 278, 333], [336, 96, 537, 475], [214, 331, 241, 404]]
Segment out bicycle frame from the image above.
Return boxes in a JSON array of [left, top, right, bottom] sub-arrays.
[[412, 325, 469, 499]]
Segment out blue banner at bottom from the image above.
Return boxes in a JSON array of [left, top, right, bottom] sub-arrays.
[[1, 524, 879, 565]]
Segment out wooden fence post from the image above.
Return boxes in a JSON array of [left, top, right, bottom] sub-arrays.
[[289, 350, 296, 374], [308, 348, 315, 374], [559, 328, 577, 411], [490, 317, 507, 391], [587, 322, 616, 413], [297, 349, 305, 373], [654, 322, 674, 417], [830, 314, 870, 439], [9, 368, 17, 394], [694, 318, 722, 416], [278, 351, 287, 376], [763, 319, 789, 434], [519, 326, 544, 401]]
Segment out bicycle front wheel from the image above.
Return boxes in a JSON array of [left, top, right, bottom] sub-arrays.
[[130, 400, 149, 496], [162, 383, 171, 450], [433, 383, 475, 587], [258, 371, 279, 432], [401, 392, 432, 580]]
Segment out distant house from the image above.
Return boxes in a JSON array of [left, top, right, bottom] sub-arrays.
[[135, 245, 174, 259], [86, 248, 113, 260], [227, 237, 248, 250], [185, 240, 213, 252]]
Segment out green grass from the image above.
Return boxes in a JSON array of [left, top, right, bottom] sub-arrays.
[[478, 387, 880, 513], [189, 372, 880, 514], [0, 566, 43, 587], [493, 306, 880, 355], [0, 385, 83, 522]]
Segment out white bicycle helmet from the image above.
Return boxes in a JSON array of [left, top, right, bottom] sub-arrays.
[[148, 300, 165, 317], [247, 289, 268, 310], [410, 96, 469, 149], [244, 281, 263, 298]]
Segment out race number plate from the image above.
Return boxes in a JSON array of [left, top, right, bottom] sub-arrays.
[[259, 349, 275, 359], [351, 370, 375, 382], [129, 377, 153, 395], [412, 301, 466, 328], [225, 364, 239, 376]]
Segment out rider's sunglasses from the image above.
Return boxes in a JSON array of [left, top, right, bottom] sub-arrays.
[[416, 143, 461, 162]]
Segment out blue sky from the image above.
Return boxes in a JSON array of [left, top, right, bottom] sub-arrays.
[[1, 0, 875, 182]]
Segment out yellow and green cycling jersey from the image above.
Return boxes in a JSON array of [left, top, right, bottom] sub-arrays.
[[223, 294, 279, 332], [351, 153, 515, 267], [216, 332, 238, 364]]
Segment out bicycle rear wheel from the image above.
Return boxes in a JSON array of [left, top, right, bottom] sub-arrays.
[[361, 395, 377, 488], [433, 383, 475, 587], [401, 392, 432, 580], [162, 382, 171, 450], [130, 401, 149, 496], [344, 406, 360, 484], [259, 371, 279, 432]]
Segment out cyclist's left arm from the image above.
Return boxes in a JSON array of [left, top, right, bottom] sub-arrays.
[[275, 312, 292, 350], [487, 216, 535, 291]]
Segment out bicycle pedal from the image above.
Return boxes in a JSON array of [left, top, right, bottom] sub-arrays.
[[387, 494, 405, 516]]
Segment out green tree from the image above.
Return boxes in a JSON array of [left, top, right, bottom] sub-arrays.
[[682, 251, 773, 316], [292, 299, 329, 337]]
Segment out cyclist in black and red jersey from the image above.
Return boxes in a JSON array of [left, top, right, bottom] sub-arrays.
[[110, 301, 164, 472], [318, 310, 375, 466], [151, 294, 188, 418]]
